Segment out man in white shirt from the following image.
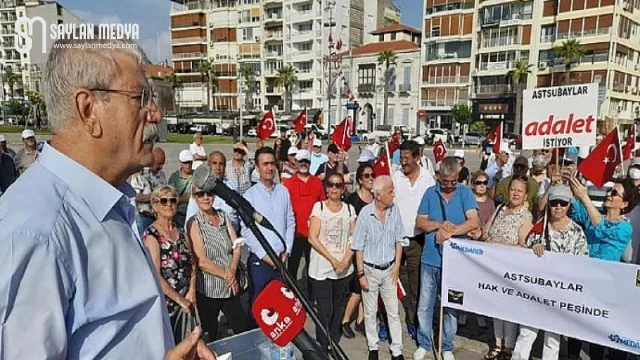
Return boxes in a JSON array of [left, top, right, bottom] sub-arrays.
[[413, 136, 436, 178], [189, 132, 207, 170], [364, 137, 380, 158], [391, 140, 435, 340]]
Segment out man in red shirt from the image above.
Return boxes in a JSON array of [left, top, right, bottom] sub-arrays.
[[283, 149, 326, 295]]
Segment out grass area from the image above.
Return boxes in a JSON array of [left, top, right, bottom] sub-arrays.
[[166, 133, 260, 144], [0, 125, 51, 135]]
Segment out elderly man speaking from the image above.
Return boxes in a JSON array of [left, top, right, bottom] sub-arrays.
[[0, 39, 215, 359]]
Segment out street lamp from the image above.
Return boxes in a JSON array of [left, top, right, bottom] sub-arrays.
[[324, 0, 336, 129]]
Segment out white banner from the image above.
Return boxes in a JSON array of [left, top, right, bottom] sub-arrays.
[[522, 83, 598, 150], [441, 239, 640, 355]]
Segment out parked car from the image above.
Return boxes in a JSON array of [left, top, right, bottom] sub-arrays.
[[425, 128, 453, 146], [357, 129, 373, 142], [189, 124, 214, 135], [304, 123, 328, 139], [463, 132, 486, 146], [247, 127, 257, 137]]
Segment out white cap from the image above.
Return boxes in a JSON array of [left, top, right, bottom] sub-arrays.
[[500, 142, 512, 154], [178, 149, 192, 163], [21, 129, 35, 139], [454, 150, 465, 159], [0, 134, 5, 142], [357, 148, 376, 163], [287, 147, 298, 156], [295, 149, 311, 162], [312, 138, 322, 147], [413, 136, 425, 145]]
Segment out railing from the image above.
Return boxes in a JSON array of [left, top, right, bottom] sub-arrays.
[[171, 37, 206, 44], [426, 1, 474, 15], [171, 0, 208, 13], [580, 53, 609, 64], [265, 51, 283, 58], [264, 13, 283, 21], [540, 34, 556, 43], [423, 75, 469, 84], [292, 50, 312, 57], [266, 87, 283, 94], [0, 1, 16, 8], [424, 52, 463, 61], [481, 36, 519, 48], [182, 82, 205, 88], [2, 41, 14, 47], [0, 29, 12, 35], [264, 31, 283, 40], [239, 53, 261, 59], [292, 30, 313, 38], [357, 84, 375, 92], [479, 61, 514, 71], [172, 52, 206, 59], [174, 68, 200, 74], [557, 27, 610, 40], [421, 99, 457, 107], [0, 16, 16, 22], [399, 84, 412, 92], [477, 84, 512, 94]]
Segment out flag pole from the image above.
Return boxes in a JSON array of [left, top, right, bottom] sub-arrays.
[[555, 147, 560, 177], [385, 141, 391, 173], [618, 125, 625, 176], [437, 304, 444, 360]]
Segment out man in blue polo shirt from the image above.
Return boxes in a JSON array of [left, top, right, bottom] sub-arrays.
[[413, 156, 479, 360]]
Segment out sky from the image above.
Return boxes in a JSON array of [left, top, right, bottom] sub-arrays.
[[57, 0, 423, 64]]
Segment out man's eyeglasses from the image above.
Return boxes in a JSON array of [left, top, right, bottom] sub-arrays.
[[327, 182, 344, 189], [297, 159, 311, 165], [439, 179, 457, 185], [194, 190, 214, 199], [549, 199, 569, 208], [157, 197, 178, 206], [90, 87, 157, 109]]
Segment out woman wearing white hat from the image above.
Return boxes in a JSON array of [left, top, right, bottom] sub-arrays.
[[281, 146, 299, 180]]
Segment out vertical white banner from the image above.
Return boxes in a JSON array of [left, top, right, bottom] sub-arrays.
[[441, 239, 640, 355]]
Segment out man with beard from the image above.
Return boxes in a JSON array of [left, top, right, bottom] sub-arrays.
[[283, 149, 325, 294], [0, 38, 214, 359], [414, 156, 479, 360]]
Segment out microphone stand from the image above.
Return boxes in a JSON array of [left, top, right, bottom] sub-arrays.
[[238, 210, 349, 360]]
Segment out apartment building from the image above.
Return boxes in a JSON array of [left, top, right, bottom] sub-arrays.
[[341, 24, 422, 131], [0, 0, 81, 101], [420, 0, 640, 134]]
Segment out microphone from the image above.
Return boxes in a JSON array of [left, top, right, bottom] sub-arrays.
[[192, 165, 277, 232], [252, 279, 329, 360]]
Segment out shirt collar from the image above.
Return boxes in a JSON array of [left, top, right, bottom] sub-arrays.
[[257, 180, 277, 193], [39, 143, 132, 221]]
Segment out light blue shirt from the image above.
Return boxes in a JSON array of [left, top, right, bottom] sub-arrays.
[[310, 152, 328, 175], [351, 202, 405, 266], [241, 181, 295, 259], [485, 161, 500, 188], [0, 145, 173, 359], [185, 177, 239, 230]]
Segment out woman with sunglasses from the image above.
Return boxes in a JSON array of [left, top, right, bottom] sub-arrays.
[[143, 186, 196, 343], [481, 175, 533, 360], [566, 178, 635, 360], [308, 173, 357, 351], [341, 163, 375, 337], [186, 185, 250, 341], [512, 185, 588, 360]]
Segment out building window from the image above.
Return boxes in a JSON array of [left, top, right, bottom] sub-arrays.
[[431, 26, 440, 37], [402, 109, 409, 125], [358, 64, 375, 85], [388, 107, 395, 124], [390, 33, 396, 40], [379, 34, 384, 41]]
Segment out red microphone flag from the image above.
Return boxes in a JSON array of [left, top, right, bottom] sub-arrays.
[[433, 139, 447, 164], [257, 110, 275, 140], [294, 108, 307, 133], [331, 117, 352, 151], [251, 279, 307, 347], [623, 124, 636, 161], [487, 123, 502, 154], [577, 127, 622, 188]]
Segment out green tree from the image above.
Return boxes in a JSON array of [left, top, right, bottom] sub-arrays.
[[276, 65, 297, 113], [451, 103, 473, 146], [377, 50, 397, 126], [163, 72, 182, 113], [554, 39, 585, 85], [238, 65, 254, 111], [507, 59, 533, 134], [197, 59, 214, 111], [25, 90, 44, 125], [4, 68, 21, 100], [470, 121, 488, 134]]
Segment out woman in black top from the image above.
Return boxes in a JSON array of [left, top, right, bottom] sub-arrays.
[[340, 164, 375, 338]]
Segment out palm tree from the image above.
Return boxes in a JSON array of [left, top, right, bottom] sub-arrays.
[[276, 65, 297, 113], [507, 59, 533, 134], [4, 68, 21, 100], [377, 50, 397, 126], [238, 65, 254, 111], [197, 59, 214, 111], [163, 72, 182, 113], [25, 90, 44, 128], [554, 39, 585, 85]]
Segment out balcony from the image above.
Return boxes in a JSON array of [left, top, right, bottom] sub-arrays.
[[0, 15, 16, 22], [478, 61, 515, 72], [423, 75, 470, 85], [263, 0, 282, 6], [476, 84, 513, 95], [290, 30, 314, 42], [174, 68, 201, 74], [481, 36, 519, 49], [264, 31, 283, 41], [264, 68, 281, 77], [399, 84, 412, 92], [425, 52, 466, 61], [172, 37, 207, 45], [266, 86, 284, 95], [264, 13, 283, 25], [481, 13, 532, 28], [540, 34, 556, 43], [289, 9, 321, 22], [357, 84, 375, 93], [421, 99, 457, 108], [2, 41, 14, 48], [556, 28, 610, 41], [172, 52, 207, 60], [264, 51, 283, 59], [0, 1, 18, 8], [171, 0, 208, 13]]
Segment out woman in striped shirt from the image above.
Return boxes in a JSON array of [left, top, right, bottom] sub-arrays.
[[187, 185, 250, 340]]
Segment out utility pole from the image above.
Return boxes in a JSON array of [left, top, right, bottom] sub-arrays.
[[239, 76, 243, 141], [324, 0, 336, 129]]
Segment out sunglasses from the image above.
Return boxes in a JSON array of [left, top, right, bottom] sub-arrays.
[[327, 182, 344, 189], [194, 190, 214, 198], [474, 180, 488, 186], [439, 179, 457, 185], [549, 199, 569, 208], [608, 189, 623, 198], [362, 173, 375, 179], [233, 149, 246, 154], [297, 159, 311, 164], [157, 197, 178, 206]]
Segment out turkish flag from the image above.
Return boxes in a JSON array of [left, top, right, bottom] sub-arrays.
[[433, 139, 447, 164], [257, 110, 275, 140], [623, 124, 636, 161], [373, 148, 391, 177], [331, 116, 352, 151], [578, 127, 622, 188], [487, 123, 502, 154], [389, 131, 401, 155], [294, 108, 306, 133]]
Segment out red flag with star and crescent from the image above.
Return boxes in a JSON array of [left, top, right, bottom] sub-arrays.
[[623, 124, 636, 161], [433, 139, 447, 164], [257, 110, 275, 140], [578, 127, 622, 188], [389, 131, 401, 155], [373, 147, 390, 177], [331, 116, 353, 151], [294, 108, 307, 133]]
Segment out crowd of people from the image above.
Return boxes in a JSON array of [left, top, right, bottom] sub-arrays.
[[1, 37, 639, 360]]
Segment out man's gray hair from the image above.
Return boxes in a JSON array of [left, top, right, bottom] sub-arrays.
[[372, 175, 392, 195], [208, 150, 226, 163], [439, 156, 460, 176], [43, 38, 145, 134]]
